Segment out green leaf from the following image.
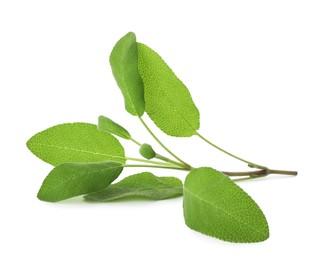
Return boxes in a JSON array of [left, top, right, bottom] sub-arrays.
[[84, 172, 183, 201], [137, 43, 200, 137], [98, 115, 131, 139], [183, 167, 269, 243], [37, 161, 123, 202], [27, 123, 125, 165], [110, 32, 145, 116]]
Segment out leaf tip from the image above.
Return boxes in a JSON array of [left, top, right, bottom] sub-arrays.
[[26, 136, 32, 151], [26, 133, 41, 161], [37, 189, 54, 203], [125, 31, 136, 39]]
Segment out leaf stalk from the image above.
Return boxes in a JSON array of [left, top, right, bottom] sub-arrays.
[[123, 164, 188, 171], [139, 117, 192, 169], [195, 131, 267, 169]]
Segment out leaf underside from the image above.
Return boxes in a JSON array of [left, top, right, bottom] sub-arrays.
[[26, 123, 125, 165], [137, 43, 200, 137], [110, 32, 145, 116], [183, 167, 269, 243], [37, 161, 123, 202], [84, 172, 183, 201]]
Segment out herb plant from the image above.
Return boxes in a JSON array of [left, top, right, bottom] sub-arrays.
[[27, 32, 297, 243]]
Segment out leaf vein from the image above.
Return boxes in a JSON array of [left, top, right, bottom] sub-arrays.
[[35, 143, 124, 159], [183, 187, 264, 236]]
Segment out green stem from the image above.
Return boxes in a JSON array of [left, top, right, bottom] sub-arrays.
[[125, 156, 176, 167], [195, 131, 267, 169], [139, 117, 192, 169], [129, 138, 141, 146], [128, 130, 189, 169], [123, 164, 189, 171], [155, 154, 189, 169], [108, 154, 175, 167]]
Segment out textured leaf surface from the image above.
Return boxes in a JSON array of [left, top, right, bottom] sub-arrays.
[[137, 43, 200, 137], [37, 162, 123, 202], [27, 123, 125, 165], [98, 115, 131, 139], [84, 172, 183, 201], [183, 167, 269, 243], [110, 32, 145, 116]]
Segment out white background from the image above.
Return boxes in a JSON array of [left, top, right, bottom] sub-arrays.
[[1, 0, 322, 259]]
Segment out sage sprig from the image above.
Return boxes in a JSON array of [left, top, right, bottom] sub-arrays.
[[27, 32, 297, 243]]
